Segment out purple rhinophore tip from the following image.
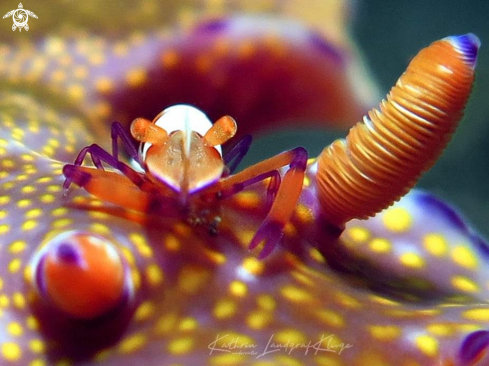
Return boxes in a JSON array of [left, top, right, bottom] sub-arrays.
[[459, 330, 489, 364], [56, 242, 81, 264], [308, 31, 343, 64], [249, 219, 283, 259], [35, 256, 47, 295], [193, 18, 229, 34], [444, 33, 481, 68]]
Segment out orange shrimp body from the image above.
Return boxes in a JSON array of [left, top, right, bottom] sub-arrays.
[[317, 34, 479, 226]]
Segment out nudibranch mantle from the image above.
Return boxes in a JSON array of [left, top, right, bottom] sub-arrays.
[[0, 8, 488, 366]]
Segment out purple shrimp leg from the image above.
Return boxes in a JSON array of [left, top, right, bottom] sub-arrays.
[[219, 147, 308, 258], [63, 122, 140, 191], [224, 134, 252, 174]]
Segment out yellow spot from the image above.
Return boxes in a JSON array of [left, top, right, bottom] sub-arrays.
[[29, 359, 46, 366], [167, 337, 194, 355], [154, 313, 177, 335], [121, 247, 135, 266], [161, 50, 179, 68], [134, 301, 155, 322], [308, 247, 326, 263], [242, 257, 264, 276], [7, 322, 23, 336], [118, 333, 147, 354], [26, 208, 43, 219], [130, 232, 153, 258], [451, 276, 479, 293], [423, 233, 447, 256], [67, 84, 85, 101], [131, 269, 141, 290], [21, 185, 36, 194], [233, 191, 262, 209], [229, 280, 248, 297], [0, 224, 10, 235], [178, 265, 211, 294], [369, 238, 391, 253], [382, 207, 412, 232], [179, 317, 198, 331], [209, 353, 247, 366], [451, 246, 478, 270], [295, 203, 314, 225], [415, 335, 438, 357], [257, 294, 276, 311], [95, 77, 114, 93], [400, 252, 425, 268], [281, 285, 313, 303], [0, 294, 9, 307], [26, 316, 40, 330], [74, 65, 88, 79], [52, 218, 73, 229], [292, 267, 317, 287], [8, 258, 21, 273], [113, 42, 129, 56], [17, 199, 32, 208], [47, 184, 62, 193], [145, 264, 164, 287], [273, 329, 306, 346], [370, 295, 400, 306], [29, 339, 45, 353], [246, 310, 272, 330], [1, 342, 21, 361], [463, 309, 489, 321], [1, 159, 14, 168], [427, 324, 455, 337], [8, 240, 26, 254], [312, 355, 343, 366], [347, 226, 370, 243], [332, 293, 360, 310], [40, 194, 56, 203], [213, 298, 237, 319], [165, 234, 181, 251], [90, 222, 110, 234], [126, 68, 147, 87], [316, 309, 345, 328], [0, 195, 10, 205], [12, 292, 26, 309], [51, 207, 68, 216], [88, 53, 105, 65], [368, 325, 401, 341], [283, 222, 297, 237], [22, 220, 38, 231]]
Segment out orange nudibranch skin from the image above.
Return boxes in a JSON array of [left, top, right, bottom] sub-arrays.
[[317, 34, 479, 226]]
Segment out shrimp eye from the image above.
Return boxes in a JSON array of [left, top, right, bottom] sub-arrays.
[[31, 231, 132, 319]]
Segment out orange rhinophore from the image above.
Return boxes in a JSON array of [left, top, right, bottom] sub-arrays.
[[30, 231, 131, 319], [316, 33, 480, 226]]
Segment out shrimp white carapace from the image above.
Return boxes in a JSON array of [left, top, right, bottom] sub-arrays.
[[63, 104, 308, 258]]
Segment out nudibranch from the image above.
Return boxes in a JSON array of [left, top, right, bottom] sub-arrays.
[[0, 5, 489, 366]]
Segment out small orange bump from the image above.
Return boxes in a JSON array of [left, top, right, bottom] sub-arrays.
[[35, 232, 129, 319]]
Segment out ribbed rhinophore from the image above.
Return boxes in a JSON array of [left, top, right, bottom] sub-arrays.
[[317, 33, 480, 225]]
